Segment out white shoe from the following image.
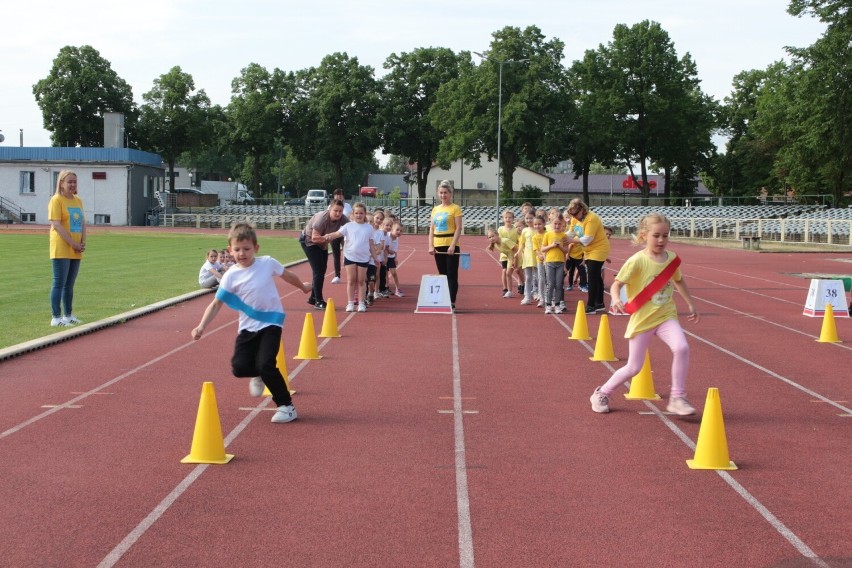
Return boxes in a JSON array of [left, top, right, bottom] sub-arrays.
[[520, 298, 531, 305], [50, 317, 68, 327], [357, 302, 366, 312], [249, 376, 265, 397], [64, 315, 82, 325], [271, 404, 298, 423], [544, 305, 553, 315], [331, 276, 341, 284], [394, 290, 404, 297], [503, 291, 513, 298], [345, 302, 355, 312]]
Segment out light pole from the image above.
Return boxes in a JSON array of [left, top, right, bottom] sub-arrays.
[[474, 52, 528, 225]]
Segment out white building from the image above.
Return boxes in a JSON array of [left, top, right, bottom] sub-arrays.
[[0, 147, 164, 226], [421, 154, 552, 200]]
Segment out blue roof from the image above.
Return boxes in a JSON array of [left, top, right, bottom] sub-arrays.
[[0, 147, 162, 168]]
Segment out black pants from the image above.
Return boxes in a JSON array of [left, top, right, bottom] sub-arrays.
[[566, 257, 587, 287], [300, 236, 328, 304], [585, 259, 605, 308], [331, 237, 343, 278], [231, 325, 292, 407], [379, 264, 388, 292], [433, 245, 460, 304]]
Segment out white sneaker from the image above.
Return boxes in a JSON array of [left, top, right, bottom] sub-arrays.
[[667, 397, 696, 416], [248, 376, 265, 397], [331, 276, 341, 284], [271, 404, 298, 423], [50, 317, 68, 327], [394, 290, 404, 297], [544, 305, 553, 315], [357, 302, 366, 312], [590, 387, 610, 413], [345, 302, 355, 312], [503, 290, 513, 298], [64, 315, 82, 325], [520, 298, 531, 305], [537, 300, 544, 308]]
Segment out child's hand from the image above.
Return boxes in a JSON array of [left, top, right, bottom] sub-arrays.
[[301, 282, 311, 294], [191, 326, 204, 340]]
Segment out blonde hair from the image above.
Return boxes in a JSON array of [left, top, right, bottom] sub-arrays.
[[438, 180, 454, 192], [486, 228, 499, 251], [55, 170, 76, 195], [633, 213, 671, 245], [567, 198, 589, 216], [228, 222, 258, 246]]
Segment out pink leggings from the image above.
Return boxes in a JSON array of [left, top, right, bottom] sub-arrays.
[[600, 319, 690, 398]]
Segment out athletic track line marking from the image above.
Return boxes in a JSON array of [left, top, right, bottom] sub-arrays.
[[551, 317, 833, 567], [451, 314, 475, 568]]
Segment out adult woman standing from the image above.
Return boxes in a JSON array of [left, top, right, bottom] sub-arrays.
[[566, 198, 610, 314], [48, 170, 86, 326], [299, 199, 348, 310], [428, 180, 463, 311], [329, 188, 352, 284]]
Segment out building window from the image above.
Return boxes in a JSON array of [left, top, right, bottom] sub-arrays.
[[20, 171, 35, 194], [94, 214, 111, 225], [21, 213, 36, 222]]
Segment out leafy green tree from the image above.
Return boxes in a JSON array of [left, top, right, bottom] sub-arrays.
[[137, 66, 211, 192], [33, 45, 136, 147], [291, 53, 381, 189], [380, 47, 466, 199], [432, 26, 572, 205]]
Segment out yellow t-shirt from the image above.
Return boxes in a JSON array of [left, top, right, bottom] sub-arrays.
[[518, 227, 537, 268], [568, 211, 610, 262], [568, 240, 584, 260], [430, 203, 463, 248], [48, 194, 84, 260], [531, 232, 546, 265], [542, 230, 568, 263], [497, 226, 519, 262], [495, 237, 516, 268], [616, 250, 682, 338]]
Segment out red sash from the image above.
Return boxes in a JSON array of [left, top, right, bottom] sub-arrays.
[[623, 255, 682, 314]]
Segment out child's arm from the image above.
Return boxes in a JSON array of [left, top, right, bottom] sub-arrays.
[[673, 277, 699, 323], [280, 270, 312, 294], [192, 298, 223, 340], [609, 280, 627, 315]]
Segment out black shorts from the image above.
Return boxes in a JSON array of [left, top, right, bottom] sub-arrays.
[[366, 265, 377, 281], [344, 257, 370, 269], [386, 257, 397, 269], [501, 260, 509, 269]]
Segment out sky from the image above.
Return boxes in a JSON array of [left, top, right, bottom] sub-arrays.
[[1, 0, 828, 150]]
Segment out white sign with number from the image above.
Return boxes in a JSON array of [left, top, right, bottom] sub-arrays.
[[803, 279, 849, 317], [415, 275, 453, 314]]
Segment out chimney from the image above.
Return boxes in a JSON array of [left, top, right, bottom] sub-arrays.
[[103, 112, 125, 148]]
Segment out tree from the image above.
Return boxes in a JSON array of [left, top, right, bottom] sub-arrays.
[[291, 53, 381, 189], [380, 47, 466, 199], [33, 45, 136, 147], [431, 26, 572, 205], [137, 66, 211, 192]]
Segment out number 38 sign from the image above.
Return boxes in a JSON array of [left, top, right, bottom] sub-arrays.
[[803, 279, 849, 317]]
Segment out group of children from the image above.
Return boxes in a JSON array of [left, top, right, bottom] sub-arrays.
[[321, 205, 404, 313], [487, 205, 612, 315], [198, 247, 236, 288]]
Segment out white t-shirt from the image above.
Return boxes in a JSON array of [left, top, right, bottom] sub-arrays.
[[339, 222, 374, 264], [198, 260, 221, 285], [370, 228, 385, 265], [215, 256, 286, 332], [388, 237, 399, 259]]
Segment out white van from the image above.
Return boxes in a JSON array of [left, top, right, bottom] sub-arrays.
[[305, 189, 329, 207]]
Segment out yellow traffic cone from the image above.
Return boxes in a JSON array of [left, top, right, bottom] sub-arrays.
[[624, 351, 660, 400], [816, 303, 841, 343], [570, 301, 592, 340], [589, 314, 618, 361], [319, 297, 341, 338], [294, 313, 322, 360], [687, 388, 737, 470], [263, 341, 295, 396], [181, 382, 234, 464]]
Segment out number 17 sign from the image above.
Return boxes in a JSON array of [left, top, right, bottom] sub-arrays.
[[415, 275, 453, 314], [803, 279, 849, 317]]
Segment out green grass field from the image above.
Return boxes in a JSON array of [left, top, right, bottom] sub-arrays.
[[1, 231, 305, 350]]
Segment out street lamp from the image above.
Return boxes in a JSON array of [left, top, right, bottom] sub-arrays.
[[474, 52, 528, 225]]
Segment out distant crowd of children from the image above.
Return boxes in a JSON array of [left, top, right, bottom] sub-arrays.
[[486, 203, 613, 315], [198, 247, 236, 288]]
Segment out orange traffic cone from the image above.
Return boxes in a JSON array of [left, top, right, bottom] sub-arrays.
[[624, 351, 660, 400], [589, 314, 618, 362], [181, 382, 234, 464], [687, 388, 737, 470], [294, 313, 322, 360], [263, 341, 295, 396], [319, 297, 341, 338], [816, 304, 841, 343], [570, 301, 592, 340]]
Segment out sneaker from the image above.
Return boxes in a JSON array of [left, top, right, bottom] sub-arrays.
[[537, 300, 544, 308], [590, 387, 610, 413], [585, 305, 598, 315], [667, 397, 696, 416], [554, 305, 565, 314], [579, 285, 589, 293], [64, 315, 82, 325], [248, 376, 265, 397], [307, 297, 316, 306], [381, 289, 391, 297], [271, 404, 298, 423], [331, 276, 341, 284], [520, 298, 532, 305], [314, 301, 327, 310], [518, 285, 524, 294], [345, 302, 355, 312], [559, 301, 566, 312], [565, 285, 573, 291], [545, 305, 553, 314], [503, 290, 513, 298], [394, 289, 404, 298], [358, 302, 367, 312], [50, 317, 69, 327], [595, 304, 607, 313], [366, 294, 374, 306]]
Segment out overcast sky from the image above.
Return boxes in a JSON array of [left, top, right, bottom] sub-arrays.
[[1, 0, 827, 149]]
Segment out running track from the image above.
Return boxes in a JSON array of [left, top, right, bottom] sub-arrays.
[[0, 233, 850, 567]]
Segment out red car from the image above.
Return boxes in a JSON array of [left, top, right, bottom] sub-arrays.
[[359, 186, 377, 198]]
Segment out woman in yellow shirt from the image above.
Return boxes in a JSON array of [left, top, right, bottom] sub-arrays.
[[48, 170, 86, 327], [566, 199, 610, 315], [428, 180, 463, 310]]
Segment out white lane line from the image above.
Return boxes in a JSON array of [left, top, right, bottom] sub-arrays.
[[452, 315, 475, 568]]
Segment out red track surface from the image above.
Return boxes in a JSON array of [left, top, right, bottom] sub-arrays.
[[1, 233, 850, 567]]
